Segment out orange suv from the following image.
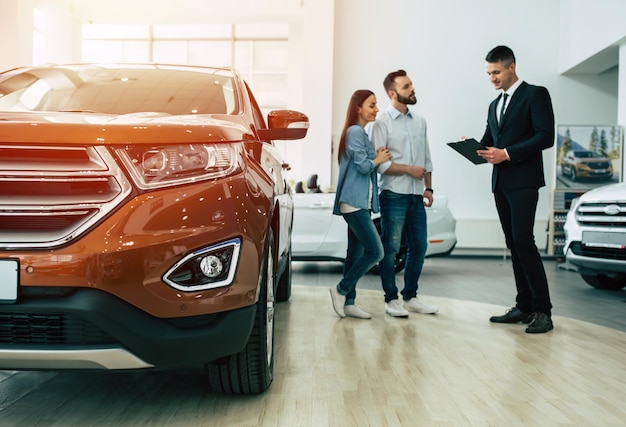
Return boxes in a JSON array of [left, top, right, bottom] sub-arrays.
[[0, 64, 308, 394]]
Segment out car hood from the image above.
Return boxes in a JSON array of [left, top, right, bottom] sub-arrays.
[[580, 182, 626, 202], [0, 111, 254, 144]]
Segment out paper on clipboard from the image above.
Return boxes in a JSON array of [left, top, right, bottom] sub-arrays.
[[447, 138, 487, 164]]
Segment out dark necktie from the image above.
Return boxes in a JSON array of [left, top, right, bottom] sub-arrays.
[[498, 93, 508, 127]]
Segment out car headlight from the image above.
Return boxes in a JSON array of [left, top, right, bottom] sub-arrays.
[[116, 143, 241, 189]]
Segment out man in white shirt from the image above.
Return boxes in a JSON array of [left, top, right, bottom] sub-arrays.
[[369, 69, 439, 318]]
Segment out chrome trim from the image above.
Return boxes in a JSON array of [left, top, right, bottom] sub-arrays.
[[604, 204, 623, 215], [576, 201, 626, 227], [0, 348, 154, 370], [0, 146, 132, 248], [163, 238, 241, 292]]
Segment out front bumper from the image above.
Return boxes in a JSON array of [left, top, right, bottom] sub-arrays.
[[565, 242, 626, 275], [0, 287, 255, 370]]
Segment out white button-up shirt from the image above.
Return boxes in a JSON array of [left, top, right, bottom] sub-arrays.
[[368, 106, 433, 195]]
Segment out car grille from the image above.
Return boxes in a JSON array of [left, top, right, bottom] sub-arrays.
[[584, 161, 610, 169], [576, 201, 626, 227], [0, 312, 118, 345], [0, 145, 132, 248], [569, 241, 626, 261]]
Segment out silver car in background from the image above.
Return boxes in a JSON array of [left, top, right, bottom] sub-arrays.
[[291, 178, 457, 273], [564, 182, 626, 290]]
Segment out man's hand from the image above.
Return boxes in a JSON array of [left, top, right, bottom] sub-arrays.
[[423, 190, 433, 207], [477, 146, 508, 164]]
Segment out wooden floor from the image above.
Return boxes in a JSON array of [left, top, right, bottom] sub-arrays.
[[1, 258, 626, 426]]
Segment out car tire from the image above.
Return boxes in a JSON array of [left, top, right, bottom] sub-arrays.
[[581, 273, 626, 290], [369, 219, 407, 275], [206, 229, 276, 394], [276, 243, 292, 302]]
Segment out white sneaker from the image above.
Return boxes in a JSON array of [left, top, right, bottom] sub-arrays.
[[385, 299, 409, 317], [329, 287, 346, 318], [344, 305, 372, 319], [403, 297, 439, 314]]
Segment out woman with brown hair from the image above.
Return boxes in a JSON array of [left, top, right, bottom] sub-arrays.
[[329, 89, 390, 319]]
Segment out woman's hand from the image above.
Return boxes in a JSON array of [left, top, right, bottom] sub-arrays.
[[374, 147, 390, 166]]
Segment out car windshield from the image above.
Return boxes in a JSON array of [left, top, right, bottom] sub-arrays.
[[575, 151, 602, 158], [0, 64, 238, 115]]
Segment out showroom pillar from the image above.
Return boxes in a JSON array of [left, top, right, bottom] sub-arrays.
[[0, 0, 35, 70], [617, 38, 626, 177], [0, 0, 75, 70]]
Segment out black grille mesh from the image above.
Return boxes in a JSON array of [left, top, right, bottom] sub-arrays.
[[0, 313, 118, 345]]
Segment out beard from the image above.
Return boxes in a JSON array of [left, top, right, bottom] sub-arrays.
[[396, 92, 417, 105]]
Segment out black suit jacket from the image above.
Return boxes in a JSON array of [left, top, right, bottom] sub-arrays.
[[480, 81, 555, 192]]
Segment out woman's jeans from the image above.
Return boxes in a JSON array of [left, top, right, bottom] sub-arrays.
[[337, 209, 384, 305], [378, 190, 428, 303]]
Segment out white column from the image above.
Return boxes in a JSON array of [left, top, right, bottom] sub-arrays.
[[620, 42, 626, 181], [32, 0, 75, 64], [0, 0, 35, 70]]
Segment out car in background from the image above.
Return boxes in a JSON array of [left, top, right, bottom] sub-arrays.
[[560, 150, 613, 181], [292, 178, 457, 273], [0, 63, 309, 394], [564, 182, 626, 290]]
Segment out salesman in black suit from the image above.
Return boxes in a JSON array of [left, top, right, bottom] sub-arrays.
[[476, 45, 554, 333]]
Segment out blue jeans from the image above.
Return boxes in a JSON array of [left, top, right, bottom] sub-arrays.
[[337, 209, 384, 305], [378, 190, 428, 303]]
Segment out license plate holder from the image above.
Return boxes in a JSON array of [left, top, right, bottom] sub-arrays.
[[582, 231, 626, 249], [0, 259, 19, 303]]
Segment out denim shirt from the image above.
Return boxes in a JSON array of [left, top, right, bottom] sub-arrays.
[[333, 124, 380, 215]]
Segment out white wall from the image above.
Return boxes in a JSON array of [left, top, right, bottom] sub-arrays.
[[559, 0, 626, 73], [333, 0, 620, 249]]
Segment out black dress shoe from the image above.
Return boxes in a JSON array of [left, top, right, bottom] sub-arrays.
[[490, 307, 533, 324], [525, 312, 553, 334]]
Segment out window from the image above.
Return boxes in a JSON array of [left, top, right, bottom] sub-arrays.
[[81, 23, 288, 114]]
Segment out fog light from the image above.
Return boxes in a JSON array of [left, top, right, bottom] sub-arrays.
[[163, 238, 241, 292], [200, 255, 223, 278]]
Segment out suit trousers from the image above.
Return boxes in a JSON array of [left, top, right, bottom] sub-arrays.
[[493, 186, 552, 315]]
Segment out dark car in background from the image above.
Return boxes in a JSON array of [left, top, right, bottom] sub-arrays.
[[0, 63, 309, 394]]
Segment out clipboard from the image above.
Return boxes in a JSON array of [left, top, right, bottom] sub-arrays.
[[447, 138, 487, 164]]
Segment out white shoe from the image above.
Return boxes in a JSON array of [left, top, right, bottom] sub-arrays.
[[344, 305, 372, 319], [403, 297, 439, 314], [329, 287, 346, 318], [385, 299, 409, 317]]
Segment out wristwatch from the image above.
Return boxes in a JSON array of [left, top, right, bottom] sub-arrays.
[[425, 188, 434, 193]]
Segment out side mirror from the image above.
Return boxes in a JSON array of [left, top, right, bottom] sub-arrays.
[[258, 110, 309, 141]]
